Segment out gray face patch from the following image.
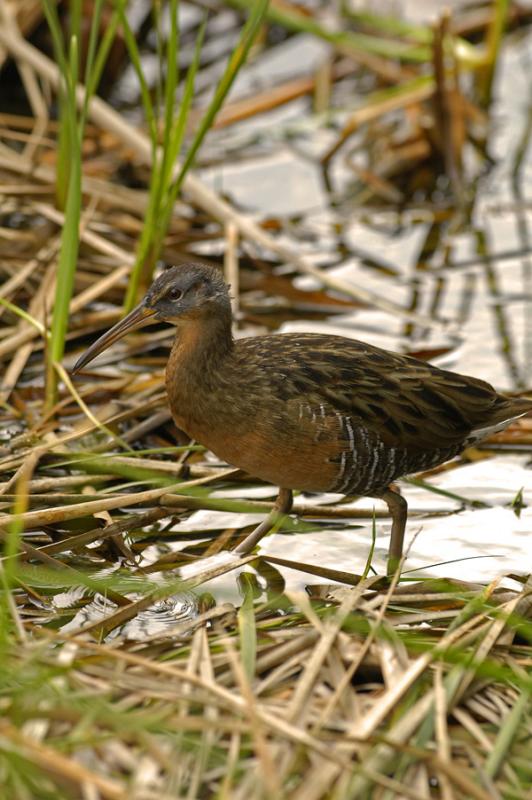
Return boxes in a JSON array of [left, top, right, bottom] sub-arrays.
[[144, 264, 230, 321]]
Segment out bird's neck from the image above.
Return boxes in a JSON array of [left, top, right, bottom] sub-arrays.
[[165, 309, 234, 427]]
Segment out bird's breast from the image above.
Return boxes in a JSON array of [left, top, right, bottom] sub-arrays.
[[167, 391, 453, 495]]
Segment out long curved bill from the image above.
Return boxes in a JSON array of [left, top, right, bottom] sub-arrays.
[[71, 303, 156, 374]]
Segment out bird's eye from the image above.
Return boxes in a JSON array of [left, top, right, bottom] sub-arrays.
[[169, 287, 183, 300]]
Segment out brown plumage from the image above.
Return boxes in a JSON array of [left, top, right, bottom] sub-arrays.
[[72, 263, 532, 573]]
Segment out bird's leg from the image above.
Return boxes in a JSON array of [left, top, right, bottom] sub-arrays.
[[381, 487, 408, 575], [235, 488, 293, 555]]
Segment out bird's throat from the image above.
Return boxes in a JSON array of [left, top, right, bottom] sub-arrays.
[[165, 310, 234, 431]]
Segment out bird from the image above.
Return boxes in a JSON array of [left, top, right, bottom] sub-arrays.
[[72, 263, 532, 574]]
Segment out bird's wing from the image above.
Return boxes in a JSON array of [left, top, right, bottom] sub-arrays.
[[247, 334, 523, 452]]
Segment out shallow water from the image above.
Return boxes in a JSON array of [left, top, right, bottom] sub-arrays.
[[198, 25, 532, 386], [16, 4, 531, 637], [90, 8, 532, 619], [188, 18, 532, 592]]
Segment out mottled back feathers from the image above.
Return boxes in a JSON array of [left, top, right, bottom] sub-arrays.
[[230, 333, 531, 453]]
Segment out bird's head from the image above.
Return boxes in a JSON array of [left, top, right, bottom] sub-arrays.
[[72, 263, 230, 373]]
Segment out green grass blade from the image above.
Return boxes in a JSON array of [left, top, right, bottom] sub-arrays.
[[173, 0, 269, 189], [160, 0, 180, 186], [42, 0, 71, 209], [116, 2, 157, 147], [125, 1, 267, 310], [119, 0, 165, 311], [80, 0, 106, 127], [85, 12, 120, 107], [0, 299, 47, 336], [238, 574, 258, 681], [70, 0, 82, 46], [42, 3, 117, 407], [341, 8, 433, 43], [362, 512, 378, 579], [126, 0, 184, 307], [477, 0, 510, 105], [485, 688, 529, 778], [41, 0, 67, 75], [125, 15, 205, 312], [225, 0, 431, 62], [45, 35, 82, 409], [153, 19, 207, 254], [123, 174, 165, 310]]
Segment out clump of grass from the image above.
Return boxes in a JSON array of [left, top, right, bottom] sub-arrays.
[[0, 549, 531, 798], [40, 0, 268, 406], [42, 0, 118, 409], [123, 0, 269, 309]]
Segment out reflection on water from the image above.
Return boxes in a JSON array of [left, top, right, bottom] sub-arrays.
[[191, 22, 532, 590], [58, 587, 200, 641], [198, 26, 532, 393]]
